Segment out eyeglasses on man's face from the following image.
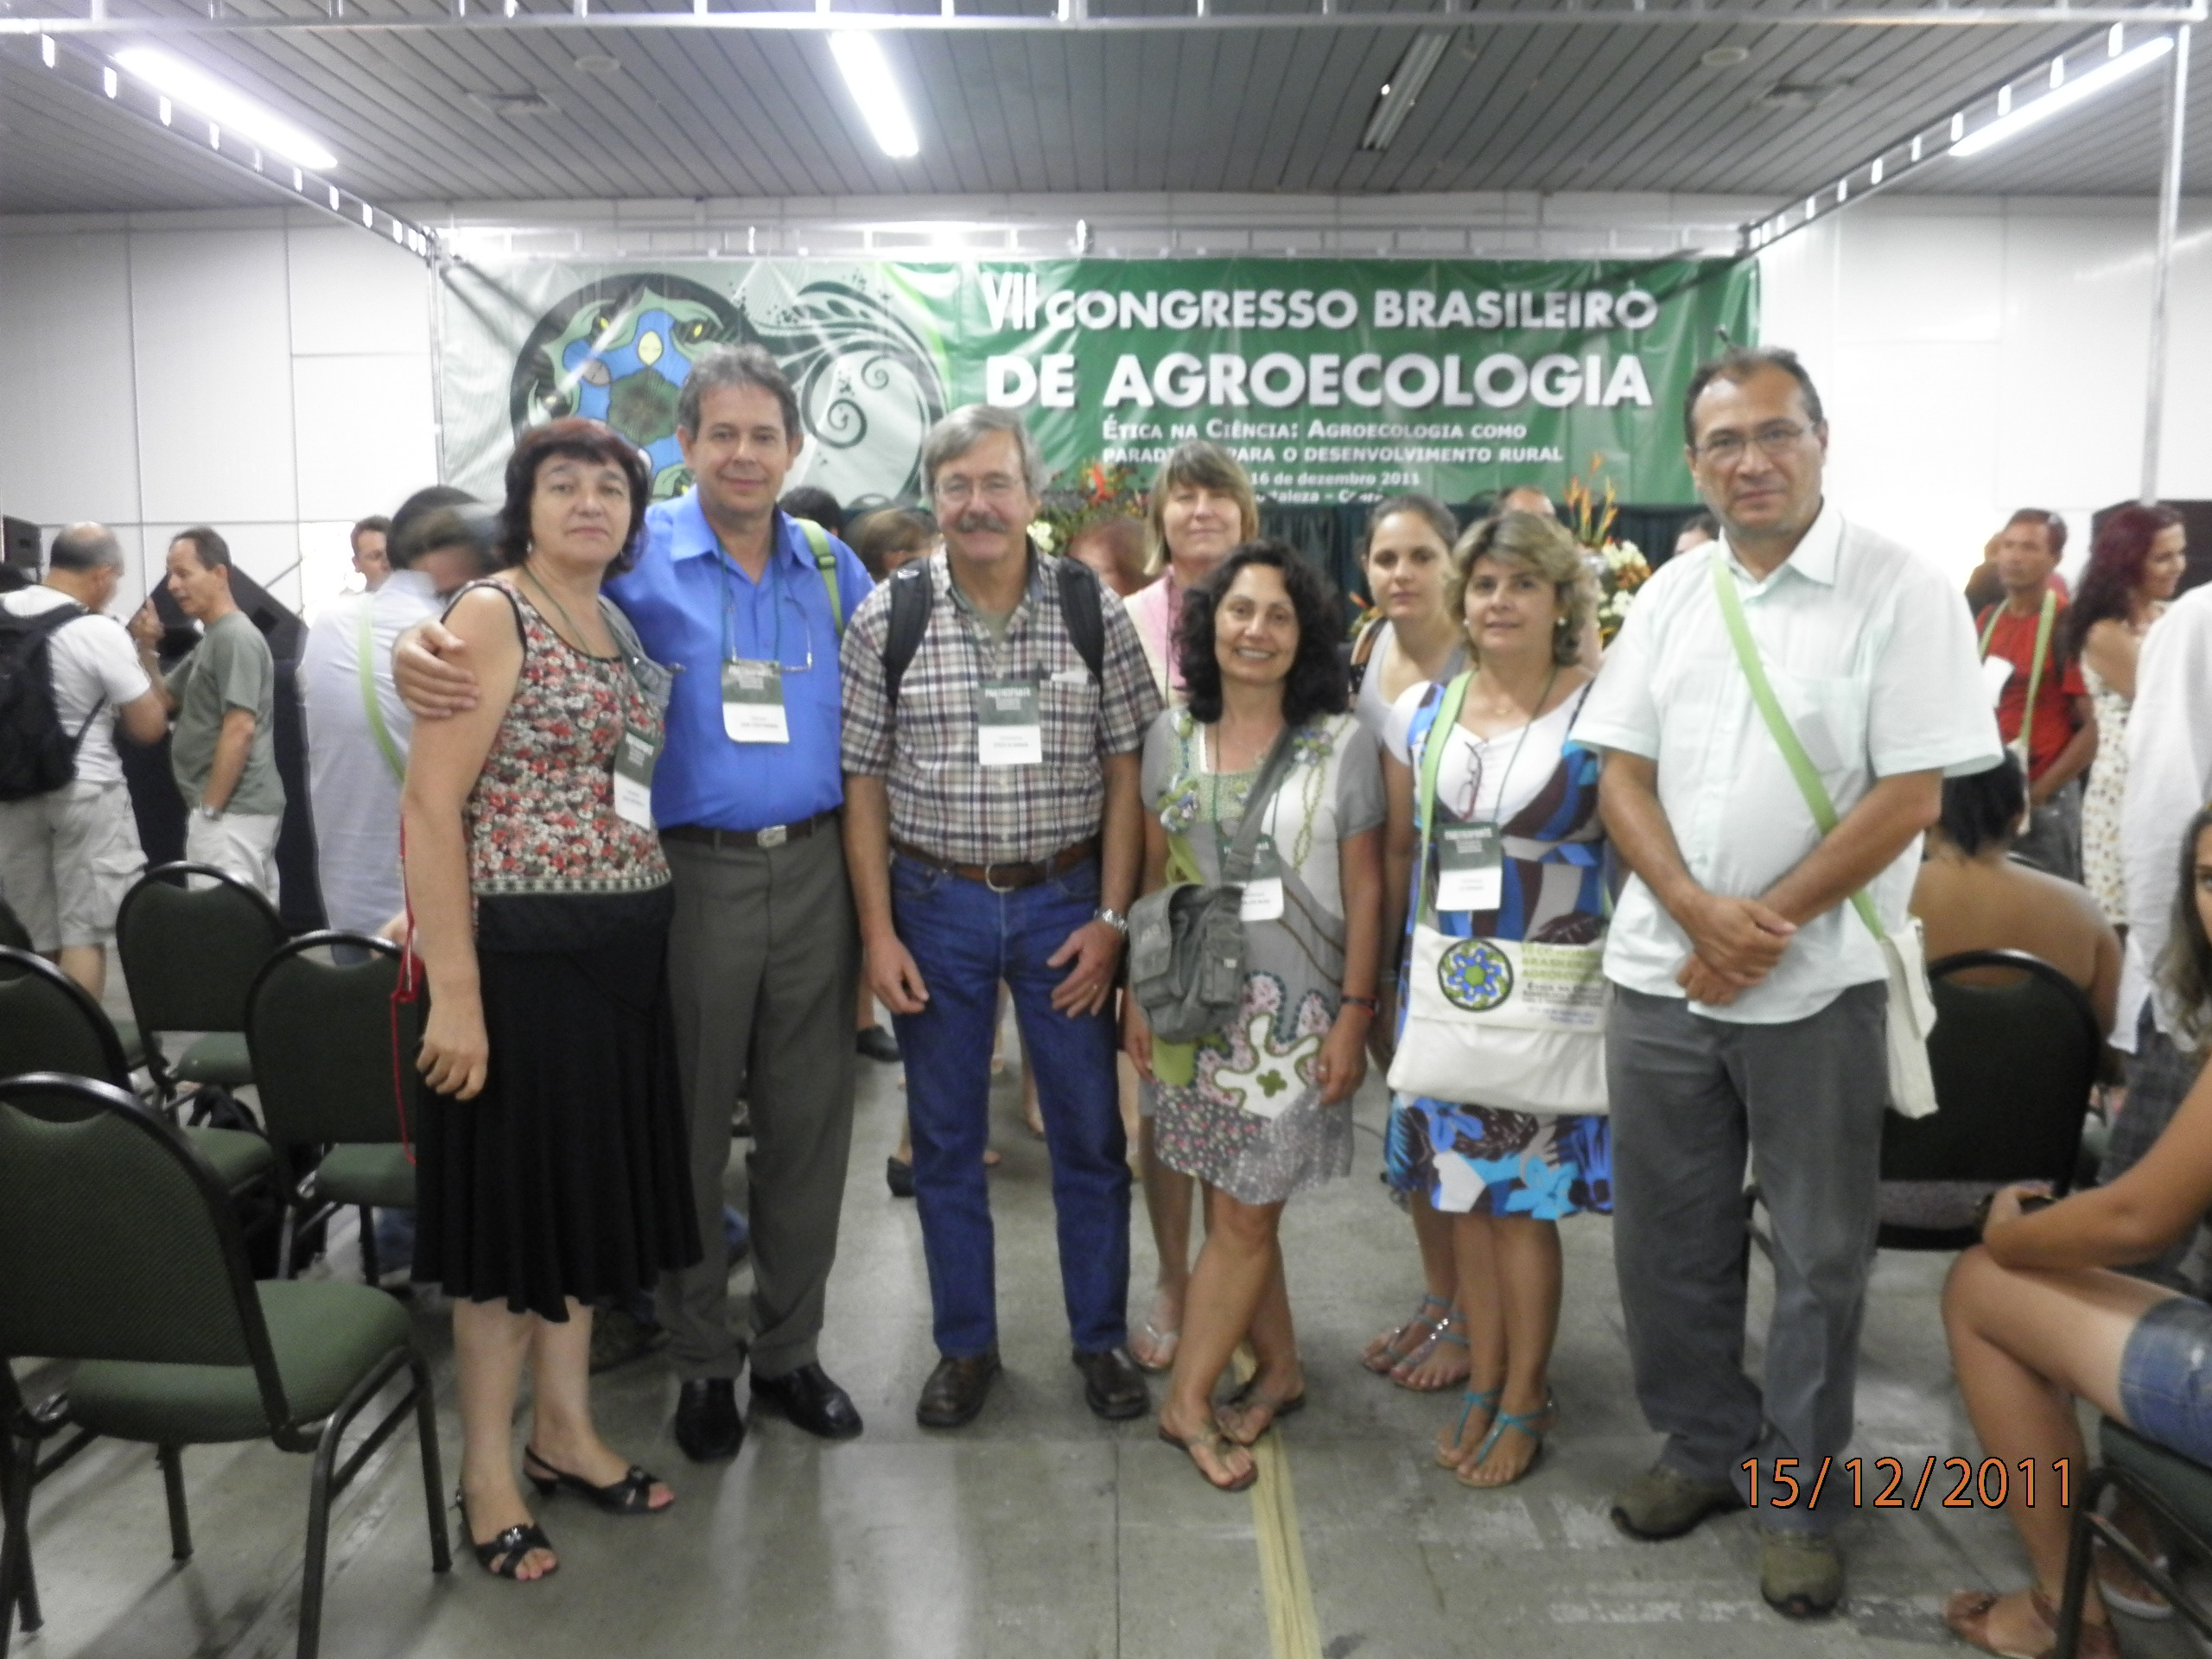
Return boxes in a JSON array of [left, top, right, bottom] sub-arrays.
[[1692, 421, 1818, 465], [933, 474, 1027, 506]]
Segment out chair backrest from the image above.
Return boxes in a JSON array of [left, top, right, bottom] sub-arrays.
[[246, 932, 416, 1147], [115, 861, 288, 1037], [1880, 949, 2103, 1186], [0, 1074, 281, 1414], [0, 893, 31, 953], [0, 947, 132, 1089]]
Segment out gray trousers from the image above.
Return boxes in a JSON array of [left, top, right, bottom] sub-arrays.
[[657, 826, 858, 1382], [1609, 982, 1889, 1534]]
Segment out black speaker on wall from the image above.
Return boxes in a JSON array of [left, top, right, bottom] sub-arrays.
[[1, 517, 39, 590]]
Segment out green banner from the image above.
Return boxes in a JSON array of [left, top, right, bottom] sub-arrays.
[[436, 256, 1754, 510]]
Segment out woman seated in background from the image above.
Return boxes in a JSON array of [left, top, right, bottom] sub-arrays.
[[1941, 804, 2212, 1659], [1348, 493, 1475, 1395], [1910, 753, 2120, 1034], [404, 418, 698, 1582], [1125, 540, 1384, 1491]]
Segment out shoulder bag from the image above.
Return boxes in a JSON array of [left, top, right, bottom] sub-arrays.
[[1128, 723, 1300, 1046], [1385, 674, 1611, 1116], [1710, 558, 1939, 1119]]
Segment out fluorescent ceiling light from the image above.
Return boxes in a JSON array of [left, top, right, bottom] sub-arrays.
[[830, 32, 919, 160], [1953, 36, 2173, 158], [1361, 31, 1450, 151], [114, 46, 339, 172]]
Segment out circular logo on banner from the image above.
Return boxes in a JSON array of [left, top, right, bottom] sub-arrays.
[[1438, 938, 1514, 1013]]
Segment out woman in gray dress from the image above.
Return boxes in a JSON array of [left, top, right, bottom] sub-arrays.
[[1124, 540, 1385, 1491]]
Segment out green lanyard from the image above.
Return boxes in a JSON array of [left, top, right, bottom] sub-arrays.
[[1979, 589, 2058, 757], [1710, 557, 1886, 944], [355, 599, 404, 783]]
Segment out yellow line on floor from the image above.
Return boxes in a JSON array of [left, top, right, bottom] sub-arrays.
[[1236, 1355, 1325, 1659]]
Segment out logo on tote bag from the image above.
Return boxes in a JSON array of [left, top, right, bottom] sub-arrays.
[[1439, 938, 1515, 1014]]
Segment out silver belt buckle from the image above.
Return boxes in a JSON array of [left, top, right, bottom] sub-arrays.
[[758, 823, 789, 849], [983, 861, 1019, 893]]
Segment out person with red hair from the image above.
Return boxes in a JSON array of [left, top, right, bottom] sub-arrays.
[[2069, 505, 2188, 925]]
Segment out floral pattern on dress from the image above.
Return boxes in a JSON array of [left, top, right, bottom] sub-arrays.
[[460, 582, 671, 898], [2082, 660, 2131, 923], [1385, 679, 1612, 1219]]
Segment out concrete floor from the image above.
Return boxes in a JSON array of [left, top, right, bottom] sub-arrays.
[[8, 1021, 2202, 1659]]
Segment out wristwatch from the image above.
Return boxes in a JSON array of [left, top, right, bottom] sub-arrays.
[[1093, 906, 1129, 936], [194, 801, 224, 822]]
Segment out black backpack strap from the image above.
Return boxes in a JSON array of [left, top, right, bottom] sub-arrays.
[[880, 565, 933, 709], [1054, 557, 1106, 683]]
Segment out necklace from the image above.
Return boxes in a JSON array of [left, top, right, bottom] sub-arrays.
[[518, 562, 605, 656]]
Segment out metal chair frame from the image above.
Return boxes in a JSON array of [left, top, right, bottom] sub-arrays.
[[2052, 1440, 2212, 1658], [245, 931, 414, 1287], [113, 861, 286, 1107], [0, 1073, 450, 1659]]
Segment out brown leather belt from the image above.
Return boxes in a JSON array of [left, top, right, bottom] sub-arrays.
[[663, 807, 839, 852], [893, 837, 1097, 893]]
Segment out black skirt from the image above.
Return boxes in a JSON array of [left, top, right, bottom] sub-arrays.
[[412, 887, 700, 1320]]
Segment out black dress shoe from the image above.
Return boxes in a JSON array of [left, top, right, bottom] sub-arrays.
[[916, 1350, 1001, 1429], [856, 1024, 902, 1064], [886, 1155, 916, 1198], [672, 1377, 745, 1462], [1072, 1346, 1149, 1421], [751, 1362, 864, 1440]]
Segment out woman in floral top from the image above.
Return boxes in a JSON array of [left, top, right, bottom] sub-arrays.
[[1126, 542, 1384, 1491], [404, 419, 697, 1583]]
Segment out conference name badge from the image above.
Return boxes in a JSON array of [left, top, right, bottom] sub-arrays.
[[721, 659, 788, 744], [976, 680, 1043, 766], [612, 726, 660, 830], [1239, 834, 1285, 923], [1434, 823, 1503, 912]]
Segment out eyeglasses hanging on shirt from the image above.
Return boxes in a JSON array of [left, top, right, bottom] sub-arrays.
[[718, 551, 814, 745]]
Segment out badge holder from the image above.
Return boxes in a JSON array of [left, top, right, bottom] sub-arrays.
[[722, 660, 790, 744]]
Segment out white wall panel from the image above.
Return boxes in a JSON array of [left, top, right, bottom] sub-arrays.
[[1825, 340, 2005, 569], [1833, 205, 2005, 346], [130, 229, 297, 525], [286, 226, 432, 358], [292, 354, 438, 522], [0, 231, 140, 525]]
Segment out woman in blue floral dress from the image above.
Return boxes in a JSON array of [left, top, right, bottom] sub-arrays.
[[1381, 510, 1613, 1491]]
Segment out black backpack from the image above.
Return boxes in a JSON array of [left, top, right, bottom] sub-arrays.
[[880, 556, 1105, 707], [0, 602, 101, 803]]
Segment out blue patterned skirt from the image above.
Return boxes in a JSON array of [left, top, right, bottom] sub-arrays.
[[1384, 1094, 1611, 1220]]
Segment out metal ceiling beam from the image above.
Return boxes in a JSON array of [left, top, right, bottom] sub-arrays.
[[19, 34, 437, 259], [4, 1, 2206, 38]]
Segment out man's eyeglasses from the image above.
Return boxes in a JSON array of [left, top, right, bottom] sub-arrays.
[[934, 475, 1027, 506], [1694, 421, 1816, 464]]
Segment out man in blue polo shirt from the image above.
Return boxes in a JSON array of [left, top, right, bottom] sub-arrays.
[[396, 346, 872, 1462]]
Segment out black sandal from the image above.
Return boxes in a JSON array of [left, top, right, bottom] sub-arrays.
[[523, 1446, 671, 1515], [455, 1491, 557, 1580]]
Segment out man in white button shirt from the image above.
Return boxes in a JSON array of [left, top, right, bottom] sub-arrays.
[[1578, 348, 1999, 1618], [0, 524, 170, 996], [300, 489, 494, 938]]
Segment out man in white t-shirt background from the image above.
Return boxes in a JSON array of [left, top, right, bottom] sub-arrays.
[[0, 523, 169, 997]]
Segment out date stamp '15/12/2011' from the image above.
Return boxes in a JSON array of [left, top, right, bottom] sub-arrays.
[[1743, 1458, 2069, 1510]]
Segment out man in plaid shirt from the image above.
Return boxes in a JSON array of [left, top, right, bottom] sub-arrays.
[[842, 404, 1162, 1431]]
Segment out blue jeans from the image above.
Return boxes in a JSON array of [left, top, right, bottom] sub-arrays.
[[891, 852, 1130, 1358]]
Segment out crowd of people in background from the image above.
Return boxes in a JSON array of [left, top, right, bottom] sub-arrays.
[[5, 337, 2211, 1654]]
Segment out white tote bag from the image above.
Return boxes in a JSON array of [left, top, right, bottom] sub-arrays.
[[1384, 674, 1611, 1115]]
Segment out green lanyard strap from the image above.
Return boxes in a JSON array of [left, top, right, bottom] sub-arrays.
[[355, 600, 405, 784], [1708, 556, 1886, 944], [1978, 588, 2057, 760], [1408, 671, 1473, 928]]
